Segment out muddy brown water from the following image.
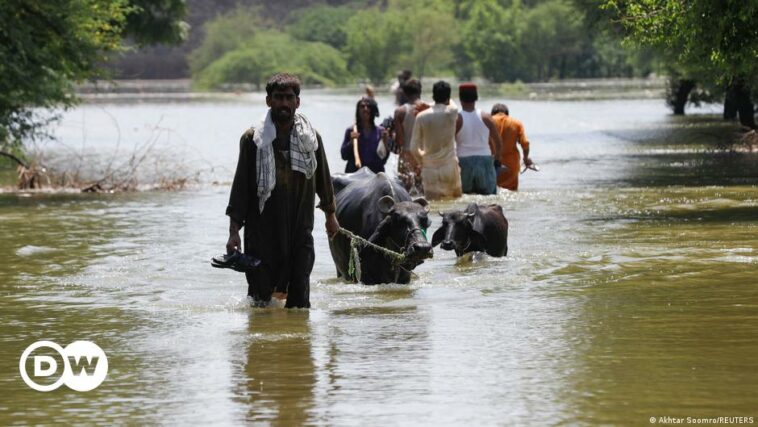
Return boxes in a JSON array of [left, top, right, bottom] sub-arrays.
[[1, 94, 756, 425]]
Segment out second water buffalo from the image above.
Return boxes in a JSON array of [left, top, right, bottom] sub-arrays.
[[329, 170, 433, 285], [432, 203, 509, 257]]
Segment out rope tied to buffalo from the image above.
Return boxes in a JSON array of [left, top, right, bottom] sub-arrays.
[[337, 227, 407, 283]]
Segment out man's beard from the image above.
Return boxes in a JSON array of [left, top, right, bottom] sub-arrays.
[[271, 106, 293, 124]]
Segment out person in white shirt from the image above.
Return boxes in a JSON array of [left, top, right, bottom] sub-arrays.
[[455, 83, 502, 195], [409, 81, 463, 200]]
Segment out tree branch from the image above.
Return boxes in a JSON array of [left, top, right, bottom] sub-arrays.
[[0, 150, 29, 169]]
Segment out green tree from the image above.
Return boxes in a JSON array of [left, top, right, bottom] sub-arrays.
[[589, 29, 653, 78], [0, 0, 187, 163], [394, 3, 459, 79], [344, 9, 409, 85], [188, 5, 262, 75], [296, 42, 352, 85], [194, 31, 350, 89], [458, 0, 525, 82], [124, 0, 189, 46], [521, 0, 584, 80], [568, 0, 660, 79], [195, 49, 280, 90], [605, 0, 758, 127], [287, 5, 353, 49], [0, 1, 126, 152]]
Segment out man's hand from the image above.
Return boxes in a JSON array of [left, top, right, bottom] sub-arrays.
[[325, 212, 340, 240], [226, 220, 241, 253], [226, 231, 241, 254], [524, 157, 534, 167]]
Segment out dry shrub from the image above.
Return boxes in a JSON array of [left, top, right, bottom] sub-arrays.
[[11, 118, 202, 192], [738, 129, 756, 152]]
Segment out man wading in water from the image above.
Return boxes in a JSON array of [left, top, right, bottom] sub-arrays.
[[224, 73, 340, 308], [393, 79, 427, 194]]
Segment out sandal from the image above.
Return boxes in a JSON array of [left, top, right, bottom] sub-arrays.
[[211, 250, 262, 272]]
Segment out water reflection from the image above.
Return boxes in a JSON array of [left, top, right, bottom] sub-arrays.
[[235, 310, 315, 425], [314, 302, 433, 424]]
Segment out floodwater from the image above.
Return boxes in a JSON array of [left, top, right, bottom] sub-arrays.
[[1, 93, 756, 425]]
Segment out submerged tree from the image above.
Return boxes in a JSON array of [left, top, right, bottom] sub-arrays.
[[605, 0, 757, 127]]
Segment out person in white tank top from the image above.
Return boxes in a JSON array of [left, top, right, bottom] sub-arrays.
[[455, 83, 502, 195], [456, 108, 491, 157]]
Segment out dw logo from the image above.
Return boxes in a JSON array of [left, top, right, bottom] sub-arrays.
[[19, 341, 108, 392]]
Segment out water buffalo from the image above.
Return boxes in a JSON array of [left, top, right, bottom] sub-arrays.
[[432, 203, 508, 257], [329, 169, 433, 285], [331, 166, 375, 194]]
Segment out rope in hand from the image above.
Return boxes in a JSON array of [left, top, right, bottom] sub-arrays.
[[336, 227, 407, 283]]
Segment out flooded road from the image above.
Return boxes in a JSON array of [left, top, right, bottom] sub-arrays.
[[1, 94, 756, 425]]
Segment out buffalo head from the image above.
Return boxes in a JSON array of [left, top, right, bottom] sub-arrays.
[[432, 209, 487, 257], [370, 195, 433, 268]]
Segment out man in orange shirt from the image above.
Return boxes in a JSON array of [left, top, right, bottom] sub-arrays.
[[490, 103, 533, 191]]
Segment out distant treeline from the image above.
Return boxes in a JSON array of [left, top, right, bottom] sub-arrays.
[[106, 0, 656, 86]]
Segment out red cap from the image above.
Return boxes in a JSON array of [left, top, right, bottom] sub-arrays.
[[459, 82, 478, 101]]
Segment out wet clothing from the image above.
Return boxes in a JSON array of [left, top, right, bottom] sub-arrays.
[[456, 109, 491, 157], [400, 104, 418, 152], [254, 111, 318, 213], [397, 102, 423, 193], [456, 109, 496, 194], [492, 113, 530, 191], [340, 125, 389, 173], [459, 155, 496, 195], [226, 128, 336, 308], [410, 103, 462, 200]]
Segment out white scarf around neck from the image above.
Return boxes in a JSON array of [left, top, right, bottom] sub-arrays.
[[253, 110, 318, 213]]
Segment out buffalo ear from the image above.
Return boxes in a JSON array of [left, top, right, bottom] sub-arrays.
[[431, 226, 445, 247], [378, 195, 395, 215], [413, 197, 430, 212]]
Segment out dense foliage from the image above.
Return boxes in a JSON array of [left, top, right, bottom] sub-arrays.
[[286, 5, 353, 49], [189, 0, 656, 88], [604, 0, 757, 124], [0, 0, 187, 153], [194, 31, 350, 89], [1, 1, 126, 148]]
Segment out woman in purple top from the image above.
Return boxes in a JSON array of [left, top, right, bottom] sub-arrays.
[[341, 97, 390, 173]]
